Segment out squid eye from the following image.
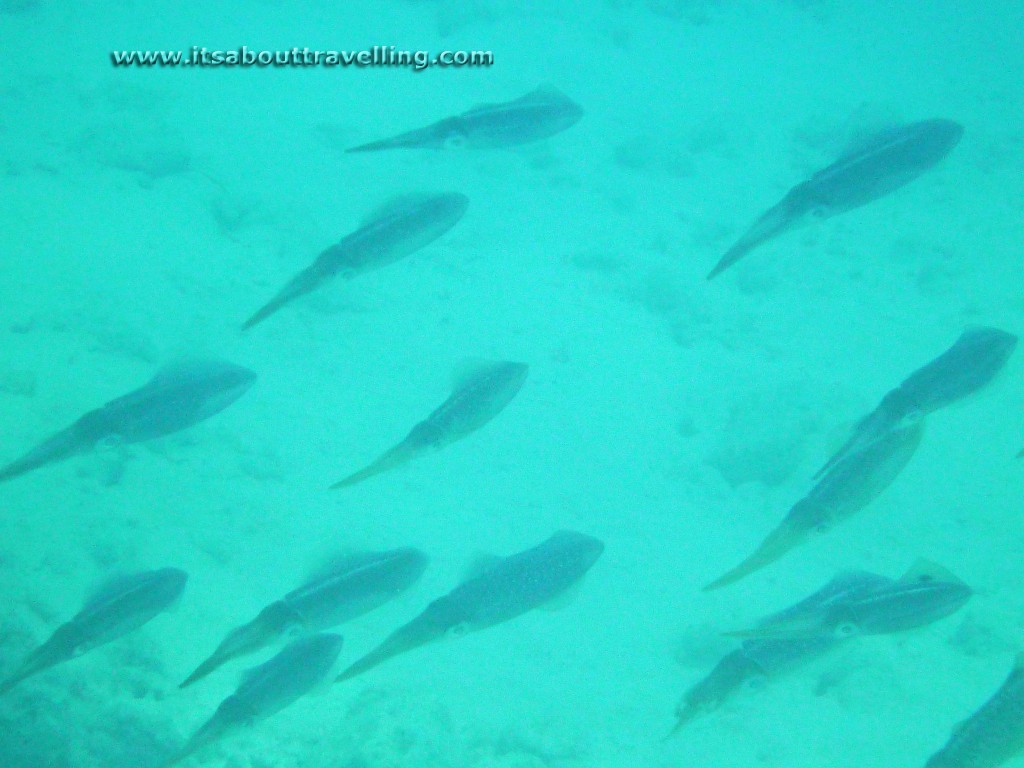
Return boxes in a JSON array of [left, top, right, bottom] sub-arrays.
[[443, 132, 468, 150], [835, 622, 858, 638], [813, 521, 832, 535], [447, 622, 470, 639], [96, 435, 125, 452], [808, 203, 830, 220], [745, 674, 768, 691], [901, 409, 925, 427]]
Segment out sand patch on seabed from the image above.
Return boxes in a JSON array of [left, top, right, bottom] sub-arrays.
[[0, 0, 1021, 766]]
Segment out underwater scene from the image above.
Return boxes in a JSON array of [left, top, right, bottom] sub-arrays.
[[1, 0, 1022, 766]]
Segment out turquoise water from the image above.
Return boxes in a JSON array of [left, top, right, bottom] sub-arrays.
[[0, 1, 1022, 766]]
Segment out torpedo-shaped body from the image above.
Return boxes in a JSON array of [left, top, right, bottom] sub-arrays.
[[816, 326, 1016, 478], [180, 547, 427, 687], [924, 654, 1024, 768], [346, 85, 583, 152], [708, 119, 963, 278], [335, 530, 603, 683], [331, 360, 528, 489], [165, 633, 343, 767], [704, 412, 924, 591], [673, 564, 969, 736], [0, 567, 187, 695], [242, 192, 468, 329], [725, 560, 971, 641], [0, 360, 256, 483]]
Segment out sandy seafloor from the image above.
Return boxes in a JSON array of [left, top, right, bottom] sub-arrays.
[[0, 0, 1022, 766]]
